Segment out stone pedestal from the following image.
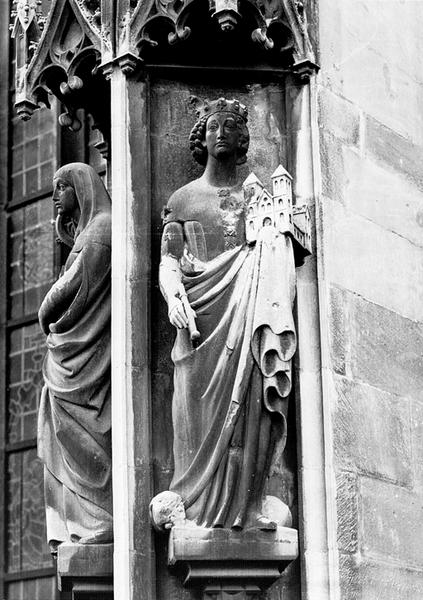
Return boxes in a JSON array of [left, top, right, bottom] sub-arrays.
[[168, 526, 298, 599], [57, 543, 113, 600]]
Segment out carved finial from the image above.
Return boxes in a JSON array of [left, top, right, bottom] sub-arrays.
[[251, 28, 274, 50], [209, 0, 241, 32], [10, 0, 46, 121], [59, 76, 84, 96], [58, 111, 82, 132], [15, 99, 38, 121], [10, 0, 45, 32]]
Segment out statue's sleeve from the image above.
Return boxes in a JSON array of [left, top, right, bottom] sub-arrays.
[[159, 222, 184, 304], [38, 253, 84, 334], [39, 242, 110, 335]]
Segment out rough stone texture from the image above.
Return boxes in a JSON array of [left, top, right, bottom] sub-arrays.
[[365, 115, 423, 193], [57, 543, 113, 579], [335, 471, 358, 554], [324, 198, 423, 323], [329, 286, 423, 401], [339, 554, 423, 600], [410, 400, 423, 492], [318, 0, 423, 145], [318, 88, 361, 148], [360, 477, 423, 569], [319, 0, 423, 597], [342, 147, 423, 248], [333, 375, 412, 486]]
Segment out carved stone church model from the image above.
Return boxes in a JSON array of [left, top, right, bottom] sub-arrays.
[[243, 165, 312, 253]]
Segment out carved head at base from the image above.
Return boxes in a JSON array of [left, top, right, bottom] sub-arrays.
[[149, 491, 186, 532], [189, 96, 250, 166]]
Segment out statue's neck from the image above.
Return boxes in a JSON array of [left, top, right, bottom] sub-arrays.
[[72, 206, 81, 223], [203, 155, 238, 188]]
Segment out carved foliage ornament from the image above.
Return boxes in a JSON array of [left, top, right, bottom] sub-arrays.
[[133, 0, 316, 69], [10, 0, 110, 131], [10, 0, 318, 124]]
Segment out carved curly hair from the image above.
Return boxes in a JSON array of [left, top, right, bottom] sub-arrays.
[[188, 113, 250, 166]]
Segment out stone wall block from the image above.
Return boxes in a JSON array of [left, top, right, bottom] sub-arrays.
[[336, 471, 359, 554], [342, 147, 423, 248], [365, 115, 423, 192], [358, 560, 423, 600], [338, 554, 360, 600], [410, 400, 423, 492], [360, 477, 423, 569], [324, 198, 423, 322], [328, 286, 349, 376], [328, 287, 423, 401], [340, 555, 423, 600], [318, 88, 361, 147], [344, 53, 423, 145], [319, 133, 345, 203], [333, 375, 412, 486], [318, 1, 423, 144], [349, 295, 423, 400]]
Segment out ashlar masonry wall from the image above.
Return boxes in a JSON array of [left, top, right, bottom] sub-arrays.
[[317, 1, 423, 598]]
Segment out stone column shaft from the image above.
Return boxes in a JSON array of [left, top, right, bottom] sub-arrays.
[[110, 67, 155, 600], [288, 77, 340, 600]]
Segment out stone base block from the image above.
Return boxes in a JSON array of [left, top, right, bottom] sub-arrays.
[[204, 583, 261, 600], [168, 525, 298, 597], [57, 543, 113, 600]]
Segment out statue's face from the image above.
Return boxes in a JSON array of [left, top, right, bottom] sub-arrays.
[[205, 112, 241, 160], [53, 177, 78, 216]]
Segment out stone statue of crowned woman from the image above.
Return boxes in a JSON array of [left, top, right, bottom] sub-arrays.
[[152, 98, 297, 532]]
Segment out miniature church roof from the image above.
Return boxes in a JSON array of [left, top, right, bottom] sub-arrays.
[[243, 172, 263, 187], [271, 165, 292, 179]]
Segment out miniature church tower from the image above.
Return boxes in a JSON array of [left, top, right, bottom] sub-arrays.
[[243, 164, 312, 255], [271, 164, 293, 231]]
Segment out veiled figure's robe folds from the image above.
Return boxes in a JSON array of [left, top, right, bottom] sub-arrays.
[[38, 164, 112, 545], [170, 227, 296, 529]]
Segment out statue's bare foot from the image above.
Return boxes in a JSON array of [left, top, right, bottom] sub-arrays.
[[246, 513, 277, 531], [257, 514, 277, 530]]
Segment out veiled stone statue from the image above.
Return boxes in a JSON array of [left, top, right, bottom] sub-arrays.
[[38, 163, 112, 552], [153, 98, 297, 531]]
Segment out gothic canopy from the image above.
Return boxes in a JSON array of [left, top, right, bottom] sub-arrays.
[[10, 0, 318, 124]]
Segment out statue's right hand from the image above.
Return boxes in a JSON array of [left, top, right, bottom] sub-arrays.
[[168, 296, 189, 329]]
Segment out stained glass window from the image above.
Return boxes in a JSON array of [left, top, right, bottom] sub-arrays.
[[8, 199, 56, 320], [7, 449, 51, 573], [8, 324, 46, 444], [4, 72, 58, 600], [10, 103, 57, 200], [5, 577, 57, 600]]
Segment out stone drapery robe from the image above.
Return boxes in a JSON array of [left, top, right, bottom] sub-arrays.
[[38, 164, 112, 544], [169, 227, 296, 529]]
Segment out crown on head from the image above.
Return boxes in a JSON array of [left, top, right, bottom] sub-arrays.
[[189, 96, 248, 122]]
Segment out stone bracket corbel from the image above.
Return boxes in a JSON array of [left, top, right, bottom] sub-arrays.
[[100, 51, 144, 80], [168, 526, 299, 599], [57, 543, 113, 600], [292, 57, 320, 82]]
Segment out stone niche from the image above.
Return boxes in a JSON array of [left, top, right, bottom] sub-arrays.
[[9, 0, 318, 598], [149, 74, 301, 600]]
